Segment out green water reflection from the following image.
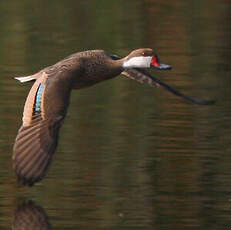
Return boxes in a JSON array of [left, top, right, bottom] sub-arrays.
[[1, 0, 231, 229]]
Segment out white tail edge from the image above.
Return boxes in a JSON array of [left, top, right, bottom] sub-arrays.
[[14, 75, 36, 83]]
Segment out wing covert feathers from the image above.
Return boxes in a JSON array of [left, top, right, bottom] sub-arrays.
[[122, 69, 160, 87], [12, 71, 68, 186], [22, 72, 47, 126]]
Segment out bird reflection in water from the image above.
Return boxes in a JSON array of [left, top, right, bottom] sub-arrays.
[[12, 200, 52, 230]]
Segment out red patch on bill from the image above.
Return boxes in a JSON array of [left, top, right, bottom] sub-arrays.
[[152, 56, 160, 67]]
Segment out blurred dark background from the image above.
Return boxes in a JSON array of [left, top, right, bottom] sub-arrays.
[[0, 0, 231, 229]]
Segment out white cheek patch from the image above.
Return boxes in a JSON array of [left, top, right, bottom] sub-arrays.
[[123, 56, 152, 68]]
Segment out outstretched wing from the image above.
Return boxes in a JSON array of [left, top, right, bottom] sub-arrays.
[[13, 71, 73, 186], [123, 68, 215, 105], [110, 54, 215, 105]]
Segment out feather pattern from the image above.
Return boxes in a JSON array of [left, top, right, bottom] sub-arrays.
[[34, 83, 45, 115], [13, 70, 71, 186]]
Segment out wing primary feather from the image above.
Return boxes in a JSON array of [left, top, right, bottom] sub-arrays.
[[13, 119, 60, 186], [123, 68, 215, 105]]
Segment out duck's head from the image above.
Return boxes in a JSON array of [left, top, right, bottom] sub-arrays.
[[122, 48, 172, 70]]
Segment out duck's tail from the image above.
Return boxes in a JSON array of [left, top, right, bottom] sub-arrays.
[[14, 75, 37, 83]]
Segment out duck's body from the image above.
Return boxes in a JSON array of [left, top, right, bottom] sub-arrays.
[[13, 48, 214, 186], [43, 50, 123, 89]]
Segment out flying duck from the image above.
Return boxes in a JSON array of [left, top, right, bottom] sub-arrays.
[[12, 48, 215, 186]]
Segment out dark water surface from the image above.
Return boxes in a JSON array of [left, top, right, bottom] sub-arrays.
[[1, 0, 231, 229]]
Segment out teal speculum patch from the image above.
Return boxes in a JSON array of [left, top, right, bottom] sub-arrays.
[[33, 83, 45, 115]]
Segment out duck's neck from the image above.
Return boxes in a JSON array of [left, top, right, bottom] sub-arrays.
[[111, 58, 126, 73]]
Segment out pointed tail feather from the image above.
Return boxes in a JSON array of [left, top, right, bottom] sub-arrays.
[[15, 75, 36, 83]]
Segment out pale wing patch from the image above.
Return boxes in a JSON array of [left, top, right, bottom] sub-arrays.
[[23, 72, 48, 126]]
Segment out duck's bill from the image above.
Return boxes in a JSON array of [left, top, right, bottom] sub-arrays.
[[151, 62, 172, 70], [151, 55, 172, 70]]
